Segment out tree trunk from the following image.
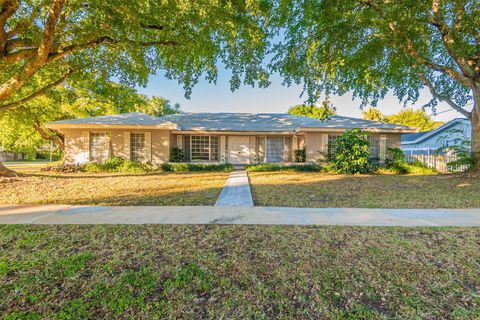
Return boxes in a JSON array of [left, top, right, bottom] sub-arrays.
[[471, 87, 480, 173], [0, 161, 19, 177]]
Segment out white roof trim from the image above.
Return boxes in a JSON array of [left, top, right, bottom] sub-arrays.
[[401, 118, 469, 145]]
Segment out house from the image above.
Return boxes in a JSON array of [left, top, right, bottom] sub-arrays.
[[401, 118, 471, 155], [46, 112, 416, 165]]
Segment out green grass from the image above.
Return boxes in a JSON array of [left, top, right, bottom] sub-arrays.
[[249, 172, 480, 208], [0, 225, 479, 319], [0, 171, 228, 205]]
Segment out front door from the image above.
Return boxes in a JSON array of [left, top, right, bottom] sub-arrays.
[[228, 136, 250, 164]]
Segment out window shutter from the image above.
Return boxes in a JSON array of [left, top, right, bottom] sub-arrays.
[[83, 131, 90, 162], [145, 132, 152, 162], [124, 132, 130, 159], [379, 135, 387, 162], [106, 131, 112, 159], [321, 134, 328, 152]]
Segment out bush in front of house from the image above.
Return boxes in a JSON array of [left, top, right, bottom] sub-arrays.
[[84, 157, 154, 173], [161, 163, 234, 172], [41, 163, 86, 173], [293, 148, 306, 163], [246, 163, 321, 172], [379, 148, 438, 175], [169, 147, 184, 162], [327, 128, 371, 174]]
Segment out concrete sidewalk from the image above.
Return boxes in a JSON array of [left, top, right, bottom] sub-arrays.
[[215, 170, 254, 207], [1, 205, 480, 226]]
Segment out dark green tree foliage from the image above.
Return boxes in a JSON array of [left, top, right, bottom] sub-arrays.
[[272, 0, 480, 171], [288, 99, 336, 120], [328, 129, 371, 174]]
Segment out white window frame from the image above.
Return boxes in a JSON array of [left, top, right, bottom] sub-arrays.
[[130, 132, 147, 162], [89, 131, 109, 162], [190, 135, 219, 162]]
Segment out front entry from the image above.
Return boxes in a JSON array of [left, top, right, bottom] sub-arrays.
[[228, 136, 250, 164]]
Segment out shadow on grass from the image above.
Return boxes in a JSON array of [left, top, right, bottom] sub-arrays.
[[248, 172, 480, 209]]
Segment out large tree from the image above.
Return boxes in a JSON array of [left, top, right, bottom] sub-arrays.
[[288, 98, 336, 120], [271, 0, 480, 171], [0, 77, 180, 160], [362, 107, 443, 131], [0, 0, 271, 175]]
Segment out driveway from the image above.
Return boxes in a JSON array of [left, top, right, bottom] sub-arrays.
[[1, 205, 480, 226]]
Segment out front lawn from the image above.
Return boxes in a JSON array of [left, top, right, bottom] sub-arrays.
[[0, 171, 228, 206], [0, 225, 478, 319], [249, 172, 480, 208]]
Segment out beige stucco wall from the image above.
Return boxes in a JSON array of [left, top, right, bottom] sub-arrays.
[[62, 129, 86, 164], [303, 131, 403, 163], [61, 128, 170, 165]]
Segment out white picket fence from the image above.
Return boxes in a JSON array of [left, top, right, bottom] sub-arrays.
[[404, 154, 468, 172]]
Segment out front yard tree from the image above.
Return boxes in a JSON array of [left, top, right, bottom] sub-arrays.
[[0, 0, 271, 176], [272, 0, 480, 172]]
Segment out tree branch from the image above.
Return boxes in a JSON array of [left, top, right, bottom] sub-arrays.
[[0, 0, 64, 101], [0, 69, 74, 112], [0, 0, 20, 52], [33, 121, 64, 150], [47, 36, 177, 62], [419, 73, 472, 119], [360, 0, 474, 88], [5, 2, 44, 39], [425, 0, 476, 77]]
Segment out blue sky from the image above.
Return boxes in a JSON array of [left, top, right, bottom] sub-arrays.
[[137, 69, 466, 123]]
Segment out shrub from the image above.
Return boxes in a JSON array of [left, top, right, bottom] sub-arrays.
[[246, 163, 321, 172], [293, 148, 306, 163], [41, 163, 85, 173], [378, 160, 437, 175], [84, 157, 154, 173], [436, 128, 474, 172], [328, 129, 371, 174], [161, 163, 234, 172], [170, 148, 184, 162], [384, 147, 408, 174]]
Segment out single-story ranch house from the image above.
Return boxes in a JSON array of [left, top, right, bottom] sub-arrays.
[[46, 112, 416, 165]]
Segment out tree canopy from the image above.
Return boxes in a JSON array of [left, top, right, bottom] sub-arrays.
[[0, 77, 181, 156], [288, 99, 336, 120], [0, 0, 271, 110], [271, 0, 480, 169], [362, 107, 443, 131]]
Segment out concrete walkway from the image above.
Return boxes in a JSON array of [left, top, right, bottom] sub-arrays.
[[1, 205, 480, 226], [215, 170, 254, 207]]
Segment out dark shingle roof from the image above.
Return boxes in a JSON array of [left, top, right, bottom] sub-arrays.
[[47, 112, 415, 132], [160, 113, 413, 132], [48, 112, 169, 126]]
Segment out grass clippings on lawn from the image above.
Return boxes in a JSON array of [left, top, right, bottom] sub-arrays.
[[0, 225, 479, 319], [0, 172, 228, 206], [249, 172, 480, 208]]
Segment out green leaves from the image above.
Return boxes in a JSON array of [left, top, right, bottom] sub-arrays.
[[270, 0, 477, 112], [328, 129, 371, 174]]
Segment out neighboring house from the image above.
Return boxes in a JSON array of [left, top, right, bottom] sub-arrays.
[[46, 112, 416, 165], [401, 118, 471, 155], [0, 148, 25, 161]]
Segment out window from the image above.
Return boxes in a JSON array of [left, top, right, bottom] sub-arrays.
[[368, 135, 379, 159], [327, 134, 340, 159], [191, 136, 219, 161], [131, 133, 146, 162], [90, 132, 109, 162], [266, 137, 284, 163]]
